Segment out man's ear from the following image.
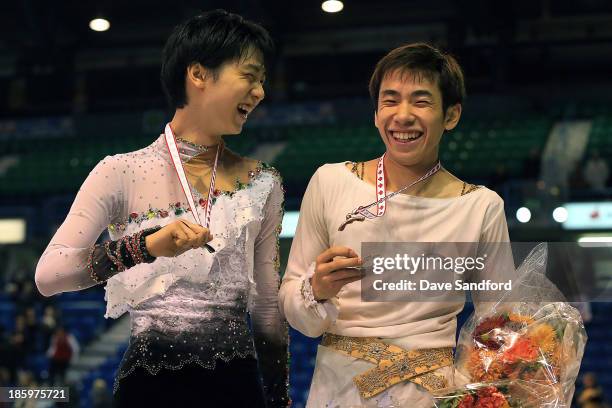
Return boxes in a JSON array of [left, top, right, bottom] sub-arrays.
[[444, 104, 462, 131], [186, 63, 209, 90]]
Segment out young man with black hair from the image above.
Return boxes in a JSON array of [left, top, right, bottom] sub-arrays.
[[36, 10, 289, 407], [280, 43, 511, 407]]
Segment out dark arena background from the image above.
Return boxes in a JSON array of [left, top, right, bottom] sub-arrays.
[[1, 0, 612, 406]]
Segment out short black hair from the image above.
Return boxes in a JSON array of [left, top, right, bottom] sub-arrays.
[[160, 9, 274, 109], [369, 43, 465, 114]]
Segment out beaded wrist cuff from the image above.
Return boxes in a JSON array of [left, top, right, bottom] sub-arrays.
[[87, 225, 161, 284], [138, 226, 161, 263]]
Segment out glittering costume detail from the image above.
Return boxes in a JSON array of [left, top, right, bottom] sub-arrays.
[[35, 134, 288, 405], [106, 172, 287, 399], [321, 333, 452, 398], [175, 136, 215, 152], [114, 234, 256, 393], [102, 145, 283, 318], [108, 161, 274, 234]]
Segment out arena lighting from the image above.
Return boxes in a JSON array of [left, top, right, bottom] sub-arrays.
[[89, 18, 110, 32], [516, 207, 531, 223], [552, 206, 569, 223], [578, 236, 612, 243], [322, 0, 344, 13], [0, 218, 26, 244], [577, 235, 612, 248]]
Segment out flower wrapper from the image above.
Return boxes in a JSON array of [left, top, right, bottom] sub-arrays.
[[454, 244, 587, 406]]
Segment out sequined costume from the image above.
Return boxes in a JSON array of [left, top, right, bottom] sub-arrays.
[[35, 135, 289, 406]]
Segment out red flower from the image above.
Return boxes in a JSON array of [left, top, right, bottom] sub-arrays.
[[129, 212, 138, 219], [159, 210, 169, 218], [475, 387, 508, 408], [199, 198, 206, 206], [473, 315, 509, 350], [458, 394, 475, 408], [175, 202, 181, 207], [213, 189, 220, 196]]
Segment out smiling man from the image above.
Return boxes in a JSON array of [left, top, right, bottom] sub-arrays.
[[35, 10, 289, 407], [279, 43, 511, 407]]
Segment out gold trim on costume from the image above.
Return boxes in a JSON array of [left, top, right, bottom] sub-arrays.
[[321, 333, 453, 399]]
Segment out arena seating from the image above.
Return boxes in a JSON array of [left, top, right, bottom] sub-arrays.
[[586, 114, 612, 155]]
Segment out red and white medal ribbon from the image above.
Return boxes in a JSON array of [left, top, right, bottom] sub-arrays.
[[164, 123, 220, 251], [375, 154, 387, 217], [338, 153, 442, 230]]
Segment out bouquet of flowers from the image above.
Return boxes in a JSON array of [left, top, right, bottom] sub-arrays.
[[435, 244, 587, 407], [432, 380, 566, 408]]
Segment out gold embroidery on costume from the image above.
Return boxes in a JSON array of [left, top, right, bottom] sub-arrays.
[[461, 182, 481, 196], [348, 161, 366, 180], [321, 333, 453, 399]]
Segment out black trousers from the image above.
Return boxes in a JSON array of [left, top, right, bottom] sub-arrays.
[[113, 357, 266, 408]]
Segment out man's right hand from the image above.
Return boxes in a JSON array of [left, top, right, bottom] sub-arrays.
[[145, 219, 213, 258], [311, 247, 363, 301]]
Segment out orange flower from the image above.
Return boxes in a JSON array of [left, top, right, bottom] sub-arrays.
[[527, 324, 557, 354], [467, 349, 504, 381], [508, 313, 535, 325], [502, 338, 538, 364]]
